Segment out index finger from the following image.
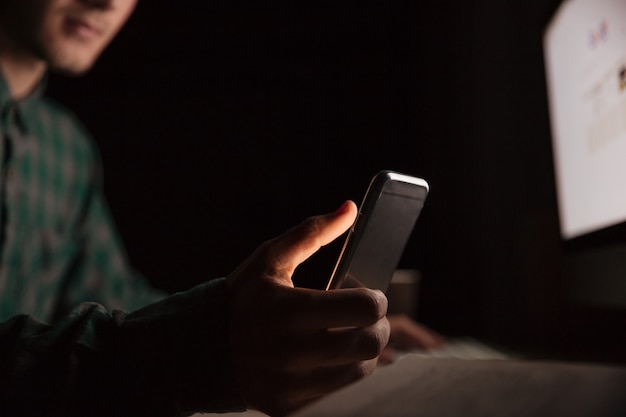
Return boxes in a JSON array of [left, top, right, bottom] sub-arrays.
[[280, 286, 388, 331]]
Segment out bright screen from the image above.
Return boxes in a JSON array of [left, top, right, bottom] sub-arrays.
[[544, 0, 626, 239]]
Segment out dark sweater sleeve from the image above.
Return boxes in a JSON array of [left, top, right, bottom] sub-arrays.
[[0, 278, 245, 417]]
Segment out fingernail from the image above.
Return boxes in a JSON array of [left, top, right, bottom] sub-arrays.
[[334, 200, 351, 215]]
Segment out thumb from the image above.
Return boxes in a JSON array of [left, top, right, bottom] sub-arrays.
[[269, 200, 357, 279]]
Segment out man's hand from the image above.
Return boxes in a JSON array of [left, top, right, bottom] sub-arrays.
[[226, 201, 390, 417], [378, 315, 447, 365]]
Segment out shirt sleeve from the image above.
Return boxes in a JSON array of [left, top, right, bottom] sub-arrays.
[[0, 277, 245, 417]]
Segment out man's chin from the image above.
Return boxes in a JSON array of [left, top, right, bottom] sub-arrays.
[[50, 65, 92, 77], [43, 48, 99, 77], [48, 59, 95, 77]]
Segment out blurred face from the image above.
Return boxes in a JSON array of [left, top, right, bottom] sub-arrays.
[[0, 0, 138, 74]]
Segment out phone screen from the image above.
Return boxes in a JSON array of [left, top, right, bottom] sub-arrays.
[[327, 171, 428, 292]]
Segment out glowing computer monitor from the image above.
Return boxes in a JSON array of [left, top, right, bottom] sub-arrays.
[[543, 0, 626, 308]]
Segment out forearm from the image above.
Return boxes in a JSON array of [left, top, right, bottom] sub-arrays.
[[0, 278, 244, 417], [113, 278, 244, 416]]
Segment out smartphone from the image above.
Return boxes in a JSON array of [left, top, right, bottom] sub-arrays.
[[326, 170, 429, 292]]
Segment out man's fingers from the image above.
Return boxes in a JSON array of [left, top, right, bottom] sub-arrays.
[[279, 286, 388, 331], [267, 200, 357, 277], [281, 318, 391, 370]]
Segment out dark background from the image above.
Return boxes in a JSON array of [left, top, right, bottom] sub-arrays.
[[45, 0, 625, 362]]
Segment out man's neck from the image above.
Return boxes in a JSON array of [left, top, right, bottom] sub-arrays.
[[0, 30, 47, 101]]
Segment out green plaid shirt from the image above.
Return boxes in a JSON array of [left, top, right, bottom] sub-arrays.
[[0, 73, 164, 322], [0, 73, 243, 415]]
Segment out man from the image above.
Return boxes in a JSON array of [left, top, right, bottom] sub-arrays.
[[0, 1, 441, 416]]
